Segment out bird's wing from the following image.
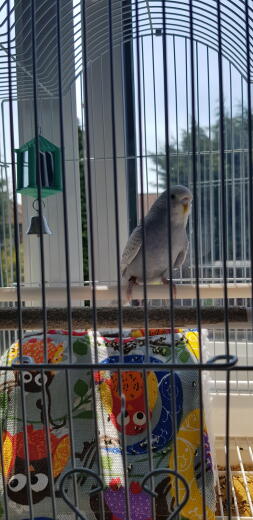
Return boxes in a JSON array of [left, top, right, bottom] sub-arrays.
[[121, 225, 143, 276], [173, 237, 189, 268]]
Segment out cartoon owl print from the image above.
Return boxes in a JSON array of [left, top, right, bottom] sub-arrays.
[[2, 425, 70, 505], [4, 337, 66, 428], [90, 477, 175, 520], [4, 336, 63, 392], [96, 370, 158, 435], [15, 370, 54, 393]]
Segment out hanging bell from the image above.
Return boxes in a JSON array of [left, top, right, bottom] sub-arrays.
[[26, 215, 52, 236]]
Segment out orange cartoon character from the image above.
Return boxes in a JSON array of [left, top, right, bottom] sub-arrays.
[[1, 426, 70, 506], [96, 370, 158, 435]]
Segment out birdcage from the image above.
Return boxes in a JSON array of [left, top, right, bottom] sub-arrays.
[[0, 0, 253, 519]]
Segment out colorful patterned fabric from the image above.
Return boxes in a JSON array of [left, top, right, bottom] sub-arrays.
[[0, 328, 216, 519]]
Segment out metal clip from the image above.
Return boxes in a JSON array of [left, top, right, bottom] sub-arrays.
[[59, 467, 104, 520], [206, 354, 238, 368], [12, 355, 34, 367], [141, 468, 190, 520]]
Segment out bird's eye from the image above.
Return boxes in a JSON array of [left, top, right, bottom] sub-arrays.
[[34, 373, 48, 386], [133, 411, 146, 425], [23, 371, 33, 383], [8, 474, 27, 492], [31, 473, 48, 492], [116, 410, 130, 426], [171, 194, 175, 200]]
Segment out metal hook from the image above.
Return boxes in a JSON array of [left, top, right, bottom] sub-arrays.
[[206, 354, 238, 367], [59, 467, 104, 520], [32, 198, 46, 213], [141, 468, 190, 520], [12, 355, 34, 366]]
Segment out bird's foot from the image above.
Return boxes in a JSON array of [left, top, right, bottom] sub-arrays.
[[161, 278, 177, 299], [127, 276, 141, 306]]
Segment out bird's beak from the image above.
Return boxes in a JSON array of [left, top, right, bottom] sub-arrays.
[[183, 203, 189, 214], [181, 198, 191, 214]]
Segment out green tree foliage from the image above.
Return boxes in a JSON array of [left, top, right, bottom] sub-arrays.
[[150, 109, 250, 267], [0, 179, 24, 286]]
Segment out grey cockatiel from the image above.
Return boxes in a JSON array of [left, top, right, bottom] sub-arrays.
[[121, 185, 192, 302]]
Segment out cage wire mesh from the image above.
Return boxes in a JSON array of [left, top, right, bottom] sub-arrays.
[[0, 0, 252, 519]]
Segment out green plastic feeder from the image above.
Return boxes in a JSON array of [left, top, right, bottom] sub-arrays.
[[15, 136, 62, 198]]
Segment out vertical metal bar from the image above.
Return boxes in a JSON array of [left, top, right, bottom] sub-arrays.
[[235, 329, 239, 393], [108, 0, 123, 356], [30, 0, 48, 363], [173, 36, 179, 182], [55, 1, 79, 515], [195, 41, 203, 284], [245, 0, 253, 333], [135, 0, 149, 359], [89, 362, 105, 520], [64, 368, 79, 519], [207, 48, 215, 295], [151, 33, 159, 198], [133, 6, 156, 510], [229, 64, 236, 288], [7, 0, 34, 517], [117, 368, 131, 520], [161, 4, 179, 515], [40, 368, 57, 517], [189, 2, 207, 519], [240, 78, 246, 290], [55, 0, 72, 358], [217, 1, 230, 352], [217, 2, 231, 519], [81, 0, 97, 348], [141, 37, 148, 205], [224, 69, 229, 290], [214, 330, 217, 393], [81, 3, 108, 519], [143, 366, 155, 519], [185, 38, 194, 290], [107, 6, 130, 516], [100, 57, 111, 285], [122, 0, 137, 233]]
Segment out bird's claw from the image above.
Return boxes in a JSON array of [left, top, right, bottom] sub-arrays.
[[127, 276, 141, 305], [161, 278, 177, 299]]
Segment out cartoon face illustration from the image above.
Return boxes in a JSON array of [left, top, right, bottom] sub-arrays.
[[7, 337, 64, 394], [0, 338, 64, 400], [96, 370, 158, 435], [7, 455, 51, 505], [14, 370, 54, 393], [6, 337, 64, 366], [2, 337, 66, 429], [90, 478, 174, 520], [2, 426, 70, 506]]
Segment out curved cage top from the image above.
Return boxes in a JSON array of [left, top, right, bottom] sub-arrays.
[[0, 0, 253, 100]]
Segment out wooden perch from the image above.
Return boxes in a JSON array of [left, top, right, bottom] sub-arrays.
[[0, 283, 251, 303], [0, 306, 250, 330]]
